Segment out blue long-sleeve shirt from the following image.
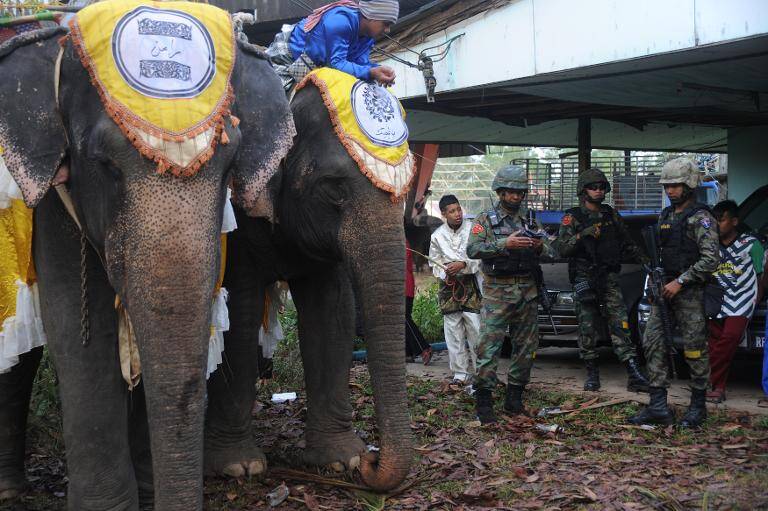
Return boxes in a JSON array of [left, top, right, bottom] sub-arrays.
[[289, 6, 378, 80]]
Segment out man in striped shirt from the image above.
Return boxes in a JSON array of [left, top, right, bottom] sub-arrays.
[[707, 200, 765, 403]]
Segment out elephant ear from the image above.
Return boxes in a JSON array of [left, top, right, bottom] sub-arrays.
[[0, 27, 68, 207], [229, 40, 296, 219]]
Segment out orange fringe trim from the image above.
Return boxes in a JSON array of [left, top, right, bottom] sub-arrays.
[[66, 19, 238, 178], [295, 73, 416, 203]]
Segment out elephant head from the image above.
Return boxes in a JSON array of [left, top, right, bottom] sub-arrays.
[[278, 84, 413, 491], [0, 26, 294, 510]]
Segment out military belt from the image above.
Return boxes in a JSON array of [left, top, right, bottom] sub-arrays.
[[482, 273, 535, 285]]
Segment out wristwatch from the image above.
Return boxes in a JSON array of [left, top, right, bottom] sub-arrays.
[[676, 277, 685, 286]]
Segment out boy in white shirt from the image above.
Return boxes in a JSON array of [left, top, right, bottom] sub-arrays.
[[429, 195, 482, 383]]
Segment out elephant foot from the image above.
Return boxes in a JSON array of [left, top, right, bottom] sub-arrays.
[[204, 440, 267, 479], [302, 430, 366, 472]]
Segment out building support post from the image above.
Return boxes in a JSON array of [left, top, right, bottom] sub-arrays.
[[578, 117, 591, 172]]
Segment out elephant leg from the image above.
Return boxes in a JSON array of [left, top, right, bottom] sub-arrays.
[[0, 346, 43, 500], [290, 267, 365, 471], [34, 194, 138, 511], [128, 383, 153, 510], [205, 228, 266, 479]]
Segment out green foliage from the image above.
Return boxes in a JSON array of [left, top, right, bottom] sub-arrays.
[[30, 348, 60, 419], [412, 282, 444, 342], [29, 347, 63, 454], [261, 305, 305, 394]]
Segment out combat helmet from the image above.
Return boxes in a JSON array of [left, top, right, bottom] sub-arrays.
[[577, 168, 611, 195], [492, 164, 528, 191], [659, 157, 700, 189]]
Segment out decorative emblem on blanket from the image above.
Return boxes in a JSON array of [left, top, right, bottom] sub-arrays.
[[113, 6, 216, 99], [296, 68, 415, 200], [68, 0, 236, 176], [352, 81, 408, 147]]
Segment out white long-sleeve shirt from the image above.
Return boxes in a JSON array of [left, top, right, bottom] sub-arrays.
[[429, 220, 481, 281]]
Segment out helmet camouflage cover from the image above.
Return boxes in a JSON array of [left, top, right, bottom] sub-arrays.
[[659, 157, 700, 189], [492, 164, 528, 191], [577, 168, 611, 195]]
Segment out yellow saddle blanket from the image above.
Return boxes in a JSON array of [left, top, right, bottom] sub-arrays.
[[69, 0, 235, 176], [296, 68, 415, 200]]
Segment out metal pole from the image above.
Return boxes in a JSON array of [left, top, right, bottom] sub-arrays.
[[578, 117, 591, 173]]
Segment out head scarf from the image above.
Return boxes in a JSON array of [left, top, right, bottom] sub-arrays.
[[359, 0, 399, 24], [303, 0, 359, 32], [303, 1, 399, 33]]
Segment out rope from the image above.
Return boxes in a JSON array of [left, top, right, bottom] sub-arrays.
[[79, 228, 90, 346], [406, 247, 469, 304]]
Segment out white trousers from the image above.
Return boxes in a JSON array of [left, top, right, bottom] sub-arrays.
[[443, 311, 480, 379]]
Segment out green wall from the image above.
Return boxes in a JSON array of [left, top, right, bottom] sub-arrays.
[[728, 126, 768, 203]]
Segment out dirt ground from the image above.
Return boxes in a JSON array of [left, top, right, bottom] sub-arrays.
[[410, 347, 768, 416]]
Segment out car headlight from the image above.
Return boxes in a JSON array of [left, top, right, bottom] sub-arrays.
[[555, 291, 574, 306]]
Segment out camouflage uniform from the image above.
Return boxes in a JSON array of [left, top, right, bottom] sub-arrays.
[[644, 204, 719, 390], [467, 207, 555, 390], [630, 157, 719, 428], [554, 204, 648, 362]]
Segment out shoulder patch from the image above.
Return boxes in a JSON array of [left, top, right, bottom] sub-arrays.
[[700, 217, 712, 229], [471, 223, 484, 235], [561, 214, 573, 226]]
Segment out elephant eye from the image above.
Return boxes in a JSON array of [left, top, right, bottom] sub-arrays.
[[316, 176, 347, 209]]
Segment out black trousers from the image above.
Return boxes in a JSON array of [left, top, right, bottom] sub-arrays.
[[405, 296, 431, 356]]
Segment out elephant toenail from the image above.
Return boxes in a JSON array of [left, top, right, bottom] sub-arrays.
[[247, 460, 266, 476], [349, 455, 361, 469], [330, 461, 345, 472], [0, 489, 21, 501], [222, 463, 246, 478]]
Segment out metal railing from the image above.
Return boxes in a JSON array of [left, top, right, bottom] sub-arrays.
[[428, 153, 722, 216], [514, 154, 669, 212]]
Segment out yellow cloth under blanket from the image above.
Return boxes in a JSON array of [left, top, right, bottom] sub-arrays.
[[69, 0, 236, 176], [0, 151, 45, 373]]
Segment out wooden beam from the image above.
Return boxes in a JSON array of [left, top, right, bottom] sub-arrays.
[[406, 144, 440, 221], [578, 117, 591, 173]]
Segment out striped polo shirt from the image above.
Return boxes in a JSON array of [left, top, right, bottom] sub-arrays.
[[713, 233, 765, 318]]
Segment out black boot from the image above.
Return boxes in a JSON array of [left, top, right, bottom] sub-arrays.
[[583, 360, 600, 391], [503, 384, 526, 415], [679, 388, 707, 429], [628, 387, 675, 426], [475, 388, 497, 425], [625, 358, 650, 392]]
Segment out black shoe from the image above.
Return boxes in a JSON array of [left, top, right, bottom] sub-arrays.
[[583, 360, 600, 391], [628, 387, 675, 426], [503, 384, 526, 415], [625, 358, 650, 393], [679, 388, 707, 429], [475, 388, 497, 425]]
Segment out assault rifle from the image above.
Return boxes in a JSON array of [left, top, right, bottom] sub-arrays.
[[526, 210, 558, 335], [641, 225, 677, 379]]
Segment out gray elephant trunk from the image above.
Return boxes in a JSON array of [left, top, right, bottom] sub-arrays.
[[124, 259, 214, 510], [341, 196, 412, 491], [113, 185, 222, 511]]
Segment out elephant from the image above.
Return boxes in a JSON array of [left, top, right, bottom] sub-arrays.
[[205, 80, 414, 491], [0, 23, 295, 511]]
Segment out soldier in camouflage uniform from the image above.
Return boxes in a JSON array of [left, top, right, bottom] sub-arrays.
[[553, 169, 650, 392], [629, 157, 719, 428], [467, 165, 555, 424]]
